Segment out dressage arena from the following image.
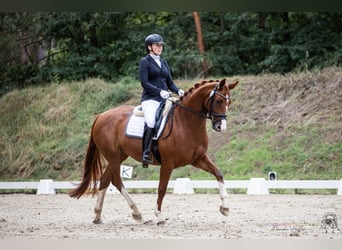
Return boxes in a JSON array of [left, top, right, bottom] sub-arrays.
[[1, 193, 342, 239]]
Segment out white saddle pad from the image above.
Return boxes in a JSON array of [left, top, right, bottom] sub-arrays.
[[126, 115, 145, 138], [125, 114, 167, 139]]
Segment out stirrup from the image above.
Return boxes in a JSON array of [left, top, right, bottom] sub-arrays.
[[142, 160, 149, 168], [142, 152, 152, 168], [142, 158, 152, 168]]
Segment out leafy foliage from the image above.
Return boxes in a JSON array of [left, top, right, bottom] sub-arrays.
[[1, 12, 342, 93]]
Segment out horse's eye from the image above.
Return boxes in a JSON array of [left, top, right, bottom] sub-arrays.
[[216, 99, 223, 105]]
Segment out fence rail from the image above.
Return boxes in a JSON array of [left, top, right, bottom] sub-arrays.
[[0, 178, 341, 195]]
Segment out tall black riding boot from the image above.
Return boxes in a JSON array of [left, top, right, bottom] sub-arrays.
[[142, 125, 154, 168]]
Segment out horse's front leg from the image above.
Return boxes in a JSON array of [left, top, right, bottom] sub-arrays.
[[155, 165, 173, 225], [193, 154, 229, 216], [108, 161, 143, 222], [217, 179, 229, 216], [92, 165, 113, 224]]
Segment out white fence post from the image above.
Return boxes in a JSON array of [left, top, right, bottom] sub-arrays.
[[37, 179, 56, 195], [173, 178, 194, 194], [338, 178, 342, 196], [247, 178, 269, 195]]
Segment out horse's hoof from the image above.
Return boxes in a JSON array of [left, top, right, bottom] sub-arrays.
[[93, 218, 102, 224], [220, 205, 229, 216], [132, 213, 143, 221]]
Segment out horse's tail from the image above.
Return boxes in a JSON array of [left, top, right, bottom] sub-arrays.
[[69, 115, 103, 199]]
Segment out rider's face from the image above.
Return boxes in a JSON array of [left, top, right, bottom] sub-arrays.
[[149, 43, 163, 55]]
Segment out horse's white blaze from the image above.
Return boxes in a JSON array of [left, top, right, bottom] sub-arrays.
[[221, 119, 227, 131]]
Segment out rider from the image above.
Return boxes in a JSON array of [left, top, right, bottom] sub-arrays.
[[139, 33, 184, 168]]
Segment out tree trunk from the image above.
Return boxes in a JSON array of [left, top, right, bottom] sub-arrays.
[[192, 12, 209, 77]]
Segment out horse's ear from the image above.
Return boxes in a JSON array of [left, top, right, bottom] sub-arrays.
[[219, 79, 226, 89], [228, 80, 239, 90]]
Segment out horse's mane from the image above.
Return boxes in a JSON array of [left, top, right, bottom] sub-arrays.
[[179, 79, 220, 101]]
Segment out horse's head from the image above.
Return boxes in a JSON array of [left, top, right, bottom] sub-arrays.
[[178, 78, 238, 132], [205, 79, 238, 132]]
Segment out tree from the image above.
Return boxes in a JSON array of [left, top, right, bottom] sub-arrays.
[[192, 12, 209, 77], [0, 12, 43, 92]]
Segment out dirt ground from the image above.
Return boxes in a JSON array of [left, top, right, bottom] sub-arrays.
[[0, 193, 341, 239]]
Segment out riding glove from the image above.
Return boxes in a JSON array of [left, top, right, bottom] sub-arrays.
[[160, 90, 170, 99], [178, 89, 185, 97]]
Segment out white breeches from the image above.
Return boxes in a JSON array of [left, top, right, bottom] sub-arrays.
[[141, 100, 160, 128]]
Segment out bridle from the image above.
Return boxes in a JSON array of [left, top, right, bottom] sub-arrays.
[[171, 83, 229, 121], [206, 83, 229, 121], [162, 83, 229, 139]]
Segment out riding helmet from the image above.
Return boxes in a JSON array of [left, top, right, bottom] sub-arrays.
[[144, 34, 164, 53], [145, 34, 164, 46]]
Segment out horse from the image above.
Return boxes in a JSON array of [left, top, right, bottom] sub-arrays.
[[69, 78, 238, 225]]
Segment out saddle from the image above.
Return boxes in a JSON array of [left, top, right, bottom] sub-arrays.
[[126, 97, 178, 140]]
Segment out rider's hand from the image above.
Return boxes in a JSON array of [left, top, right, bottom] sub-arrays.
[[160, 90, 170, 99], [178, 89, 184, 97]]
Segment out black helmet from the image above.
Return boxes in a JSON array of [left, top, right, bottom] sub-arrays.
[[144, 34, 164, 47]]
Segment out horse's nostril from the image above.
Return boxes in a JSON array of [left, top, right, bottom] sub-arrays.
[[213, 119, 227, 132], [213, 123, 221, 131]]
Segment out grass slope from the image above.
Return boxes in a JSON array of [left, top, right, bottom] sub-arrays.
[[0, 68, 341, 183]]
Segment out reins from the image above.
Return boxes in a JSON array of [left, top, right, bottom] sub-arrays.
[[168, 83, 229, 121], [172, 100, 210, 119], [161, 84, 229, 139]]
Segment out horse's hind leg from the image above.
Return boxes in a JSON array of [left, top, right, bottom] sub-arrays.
[[108, 160, 143, 222], [93, 161, 143, 223], [93, 189, 106, 224], [120, 187, 142, 221], [93, 166, 112, 224]]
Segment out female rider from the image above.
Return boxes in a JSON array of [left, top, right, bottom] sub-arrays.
[[139, 33, 184, 168]]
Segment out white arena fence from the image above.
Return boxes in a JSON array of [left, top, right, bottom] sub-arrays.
[[0, 177, 342, 195]]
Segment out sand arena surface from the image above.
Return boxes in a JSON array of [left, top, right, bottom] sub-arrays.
[[0, 193, 341, 239]]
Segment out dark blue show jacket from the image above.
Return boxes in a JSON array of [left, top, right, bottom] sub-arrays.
[[139, 55, 179, 102]]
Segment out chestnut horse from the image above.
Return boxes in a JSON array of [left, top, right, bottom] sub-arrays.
[[69, 78, 238, 225]]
